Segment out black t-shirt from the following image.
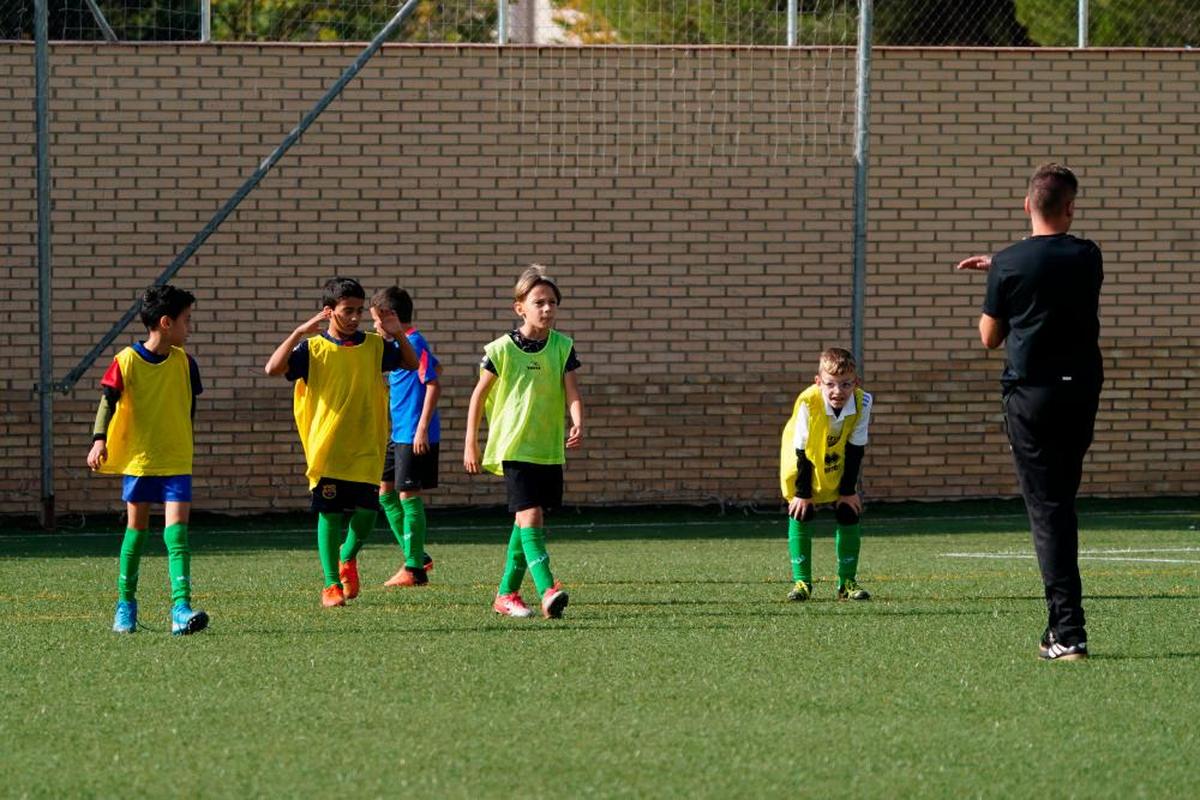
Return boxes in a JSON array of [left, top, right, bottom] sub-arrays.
[[983, 233, 1103, 389]]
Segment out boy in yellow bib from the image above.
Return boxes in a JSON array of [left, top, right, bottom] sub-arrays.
[[265, 277, 416, 608], [87, 284, 209, 635], [464, 265, 584, 620], [779, 347, 874, 602]]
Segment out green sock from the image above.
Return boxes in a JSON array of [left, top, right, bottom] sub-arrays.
[[339, 508, 376, 563], [163, 523, 192, 606], [401, 497, 426, 569], [520, 527, 554, 595], [117, 527, 147, 601], [497, 524, 526, 595], [787, 517, 813, 583], [835, 523, 863, 584], [379, 490, 406, 550], [317, 512, 343, 587]]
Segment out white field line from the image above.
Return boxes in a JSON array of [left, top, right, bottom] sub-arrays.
[[942, 548, 1200, 565], [7, 510, 1195, 540]]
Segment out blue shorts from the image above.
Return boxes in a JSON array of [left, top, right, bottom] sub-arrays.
[[121, 475, 193, 504]]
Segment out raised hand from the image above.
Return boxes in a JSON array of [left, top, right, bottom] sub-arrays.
[[955, 255, 992, 272]]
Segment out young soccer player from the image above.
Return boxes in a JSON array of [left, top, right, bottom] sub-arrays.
[[264, 277, 417, 607], [463, 265, 584, 619], [779, 347, 874, 602], [369, 286, 440, 588], [87, 284, 209, 635]]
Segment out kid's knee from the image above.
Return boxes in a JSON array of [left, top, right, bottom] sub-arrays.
[[834, 503, 860, 526], [797, 506, 816, 523]]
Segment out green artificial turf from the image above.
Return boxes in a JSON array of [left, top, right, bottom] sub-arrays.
[[2, 501, 1198, 797]]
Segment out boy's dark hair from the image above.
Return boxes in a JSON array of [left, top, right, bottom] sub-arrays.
[[1028, 162, 1078, 218], [370, 286, 414, 324], [138, 284, 195, 330], [321, 277, 366, 309]]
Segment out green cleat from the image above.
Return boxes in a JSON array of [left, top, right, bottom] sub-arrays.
[[786, 580, 812, 602], [836, 579, 871, 601]]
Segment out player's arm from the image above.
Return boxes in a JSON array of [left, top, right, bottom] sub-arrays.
[[413, 363, 442, 456], [979, 313, 1006, 349], [837, 392, 871, 513], [87, 388, 118, 470], [787, 453, 815, 520], [564, 370, 584, 449], [374, 308, 419, 370], [264, 309, 330, 376], [87, 359, 124, 470], [463, 370, 497, 474]]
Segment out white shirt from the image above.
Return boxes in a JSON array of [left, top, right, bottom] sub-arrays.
[[793, 391, 872, 451]]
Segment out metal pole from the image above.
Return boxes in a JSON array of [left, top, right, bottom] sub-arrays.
[[56, 0, 424, 395], [1077, 0, 1088, 48], [787, 0, 797, 47], [201, 0, 211, 42], [498, 0, 507, 44], [35, 0, 54, 528], [851, 0, 872, 372]]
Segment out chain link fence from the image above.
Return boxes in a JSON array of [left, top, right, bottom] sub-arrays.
[[2, 0, 1199, 46]]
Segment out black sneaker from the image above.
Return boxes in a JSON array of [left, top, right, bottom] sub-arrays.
[[1039, 638, 1088, 661]]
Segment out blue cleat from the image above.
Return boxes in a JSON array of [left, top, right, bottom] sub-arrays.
[[170, 603, 209, 636], [113, 600, 138, 633]]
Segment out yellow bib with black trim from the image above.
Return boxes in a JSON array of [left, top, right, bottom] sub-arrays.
[[481, 330, 572, 476], [779, 385, 864, 503], [293, 334, 389, 489], [100, 345, 193, 477]]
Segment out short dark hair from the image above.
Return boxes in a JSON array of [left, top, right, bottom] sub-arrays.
[[1028, 162, 1078, 217], [138, 284, 195, 330], [370, 286, 414, 324], [321, 277, 365, 309]]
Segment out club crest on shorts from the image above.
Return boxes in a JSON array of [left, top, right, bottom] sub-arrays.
[[321, 483, 337, 500]]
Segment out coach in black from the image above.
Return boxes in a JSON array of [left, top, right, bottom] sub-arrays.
[[957, 163, 1103, 662]]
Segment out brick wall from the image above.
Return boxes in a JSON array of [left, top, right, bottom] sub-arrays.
[[1, 44, 1197, 517]]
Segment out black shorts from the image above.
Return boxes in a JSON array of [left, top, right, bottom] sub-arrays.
[[503, 461, 563, 513], [310, 477, 380, 514], [382, 442, 440, 491]]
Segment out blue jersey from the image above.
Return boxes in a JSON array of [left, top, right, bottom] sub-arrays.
[[388, 328, 440, 444]]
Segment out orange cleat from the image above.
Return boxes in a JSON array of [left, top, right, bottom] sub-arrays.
[[383, 566, 428, 587], [321, 584, 346, 608], [492, 592, 534, 618], [338, 560, 360, 600], [541, 581, 569, 619]]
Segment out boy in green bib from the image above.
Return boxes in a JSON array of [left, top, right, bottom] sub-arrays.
[[464, 265, 584, 619], [779, 347, 874, 602]]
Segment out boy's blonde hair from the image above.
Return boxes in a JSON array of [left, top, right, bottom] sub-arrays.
[[819, 347, 856, 376], [514, 264, 562, 304]]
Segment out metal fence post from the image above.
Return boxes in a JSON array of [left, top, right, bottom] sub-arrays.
[[498, 0, 507, 44], [1077, 0, 1088, 47], [787, 0, 797, 46], [35, 0, 54, 528], [851, 0, 872, 373], [201, 0, 211, 42]]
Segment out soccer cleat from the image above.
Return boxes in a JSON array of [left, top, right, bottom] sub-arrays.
[[541, 581, 569, 619], [383, 566, 428, 587], [321, 584, 346, 608], [1039, 632, 1088, 661], [422, 553, 434, 573], [338, 560, 360, 600], [492, 592, 534, 618], [170, 603, 209, 636], [787, 580, 813, 602], [112, 600, 138, 633], [836, 579, 871, 601]]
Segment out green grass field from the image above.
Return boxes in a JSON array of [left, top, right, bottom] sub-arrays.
[[2, 499, 1198, 798]]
